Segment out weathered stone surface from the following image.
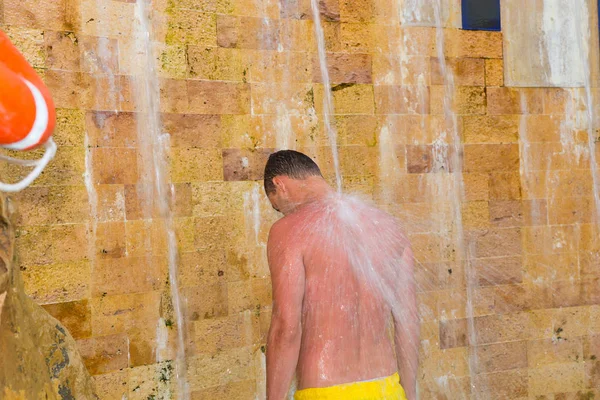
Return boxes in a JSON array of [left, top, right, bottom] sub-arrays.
[[0, 194, 97, 399]]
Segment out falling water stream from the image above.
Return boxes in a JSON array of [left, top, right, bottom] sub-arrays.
[[133, 1, 189, 398]]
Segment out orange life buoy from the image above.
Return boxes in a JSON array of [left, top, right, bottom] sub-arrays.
[[0, 29, 56, 150]]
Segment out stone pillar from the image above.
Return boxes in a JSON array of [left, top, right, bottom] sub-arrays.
[[502, 0, 600, 87], [0, 194, 97, 400]]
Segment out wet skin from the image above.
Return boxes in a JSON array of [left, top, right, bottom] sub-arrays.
[[266, 191, 417, 400]]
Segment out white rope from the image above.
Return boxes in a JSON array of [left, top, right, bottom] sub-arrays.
[[0, 138, 57, 192]]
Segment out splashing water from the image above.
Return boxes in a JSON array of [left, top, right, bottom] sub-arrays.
[[310, 0, 342, 191]]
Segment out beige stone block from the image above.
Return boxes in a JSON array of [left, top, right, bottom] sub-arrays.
[[489, 200, 523, 227], [244, 49, 312, 84], [528, 337, 583, 368], [178, 249, 227, 288], [127, 361, 176, 400], [331, 84, 374, 114], [80, 35, 119, 75], [474, 312, 532, 344], [92, 256, 166, 297], [372, 54, 430, 86], [485, 58, 504, 86], [14, 225, 53, 266], [464, 144, 520, 173], [445, 29, 503, 59], [402, 27, 437, 57], [472, 369, 528, 400], [339, 0, 373, 22], [463, 173, 489, 201], [45, 70, 93, 109], [85, 111, 137, 148], [472, 256, 523, 287], [467, 227, 522, 258], [80, 0, 136, 38], [187, 347, 256, 392], [50, 223, 89, 264], [431, 57, 485, 86], [487, 87, 544, 114], [187, 46, 244, 81], [78, 333, 129, 375], [489, 171, 521, 200], [529, 363, 586, 396], [374, 85, 429, 115], [461, 115, 519, 144], [340, 22, 373, 52], [93, 371, 128, 400], [335, 115, 378, 146], [475, 341, 528, 374], [166, 9, 216, 46], [548, 196, 595, 225], [314, 52, 372, 84], [2, 26, 46, 68], [170, 148, 223, 183], [4, 0, 79, 31], [187, 81, 250, 114], [54, 108, 85, 147], [524, 253, 579, 284], [194, 313, 259, 354], [184, 282, 229, 320], [44, 30, 81, 71], [91, 291, 162, 336], [154, 43, 187, 79], [461, 201, 490, 228], [42, 299, 92, 340], [190, 380, 257, 400], [21, 261, 90, 304], [216, 15, 279, 50], [227, 278, 272, 314]]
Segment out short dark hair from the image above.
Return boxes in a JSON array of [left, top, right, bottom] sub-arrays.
[[264, 150, 323, 194]]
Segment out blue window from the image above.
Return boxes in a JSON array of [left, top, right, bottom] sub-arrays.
[[462, 0, 501, 31]]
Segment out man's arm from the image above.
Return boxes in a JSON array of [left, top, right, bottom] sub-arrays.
[[266, 221, 305, 400], [392, 245, 419, 400]]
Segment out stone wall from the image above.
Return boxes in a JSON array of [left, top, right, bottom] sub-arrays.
[[1, 0, 600, 399]]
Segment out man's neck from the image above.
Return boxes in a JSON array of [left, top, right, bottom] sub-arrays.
[[291, 178, 333, 211]]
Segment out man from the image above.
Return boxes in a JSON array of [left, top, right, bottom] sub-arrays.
[[264, 150, 419, 400]]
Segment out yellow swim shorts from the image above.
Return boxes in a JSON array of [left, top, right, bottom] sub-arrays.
[[294, 373, 407, 400]]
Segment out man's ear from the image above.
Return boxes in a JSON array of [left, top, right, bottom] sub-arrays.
[[272, 176, 286, 193]]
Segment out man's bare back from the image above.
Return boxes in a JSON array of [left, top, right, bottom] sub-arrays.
[[263, 151, 418, 400]]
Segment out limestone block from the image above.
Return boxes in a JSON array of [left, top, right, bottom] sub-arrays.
[[90, 148, 138, 185], [162, 114, 222, 149], [462, 173, 489, 201], [472, 256, 522, 287], [159, 78, 189, 113], [90, 291, 161, 336], [243, 49, 312, 83], [222, 148, 272, 181], [398, 0, 461, 28], [445, 30, 503, 59], [376, 85, 429, 115], [77, 333, 129, 375], [190, 380, 257, 400], [313, 52, 372, 84], [186, 347, 256, 392], [42, 299, 92, 340], [529, 362, 586, 396], [92, 256, 166, 297], [485, 59, 503, 86], [502, 0, 600, 87], [183, 282, 228, 320], [461, 201, 490, 228], [166, 8, 216, 46], [461, 115, 519, 144], [464, 144, 520, 173], [340, 22, 372, 52], [187, 46, 244, 81], [431, 57, 485, 86], [193, 313, 259, 354], [330, 83, 374, 114], [4, 0, 80, 31], [187, 81, 250, 114], [488, 200, 522, 227], [45, 31, 81, 71], [475, 341, 528, 374], [216, 15, 279, 50], [124, 219, 168, 258], [21, 261, 91, 304], [170, 148, 223, 183], [227, 278, 272, 314], [93, 371, 128, 400], [80, 35, 119, 75], [338, 146, 377, 176], [54, 109, 86, 147], [487, 87, 544, 115], [466, 227, 522, 258], [471, 369, 528, 400]]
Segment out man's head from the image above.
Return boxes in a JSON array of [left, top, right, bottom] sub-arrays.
[[264, 150, 327, 214]]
